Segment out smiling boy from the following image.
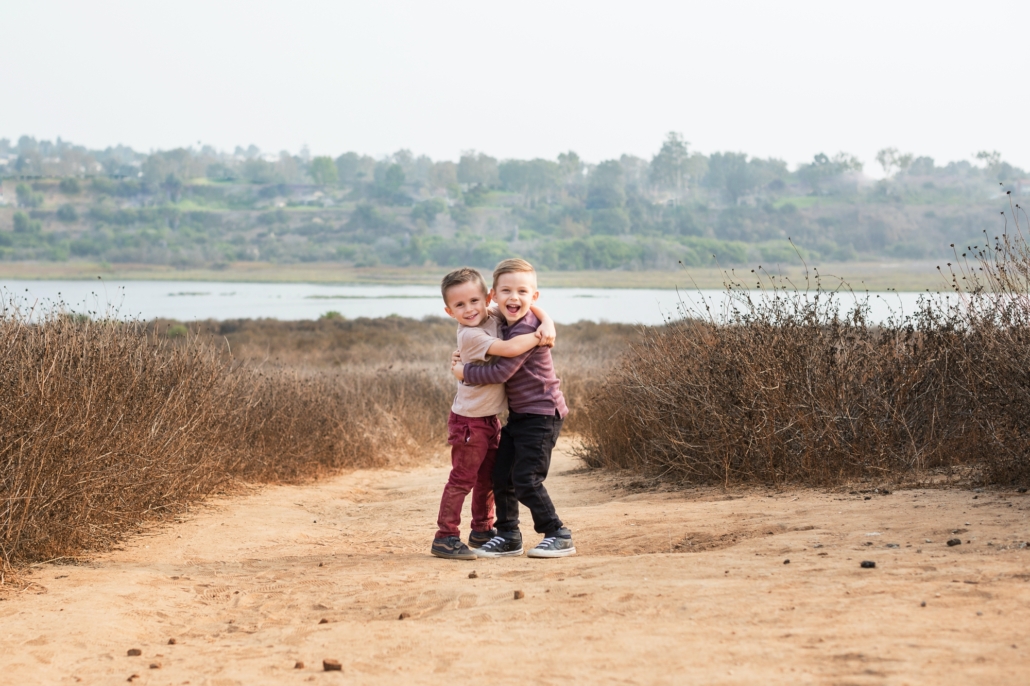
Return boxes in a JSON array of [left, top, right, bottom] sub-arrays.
[[432, 267, 555, 560], [452, 259, 575, 558]]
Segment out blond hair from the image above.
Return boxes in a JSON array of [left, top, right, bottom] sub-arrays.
[[440, 267, 488, 304], [492, 258, 536, 288]]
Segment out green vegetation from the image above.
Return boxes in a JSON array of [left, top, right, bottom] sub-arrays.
[[0, 134, 1025, 271]]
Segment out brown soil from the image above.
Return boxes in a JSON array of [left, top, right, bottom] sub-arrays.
[[3, 438, 1029, 684]]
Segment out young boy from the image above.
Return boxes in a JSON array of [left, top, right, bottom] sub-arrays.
[[432, 267, 556, 560], [452, 259, 575, 558]]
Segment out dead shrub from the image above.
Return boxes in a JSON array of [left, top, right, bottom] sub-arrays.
[[0, 310, 450, 566], [580, 203, 1030, 488]]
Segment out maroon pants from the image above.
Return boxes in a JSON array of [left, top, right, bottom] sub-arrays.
[[435, 412, 501, 540]]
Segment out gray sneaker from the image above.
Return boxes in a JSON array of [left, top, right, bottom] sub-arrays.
[[527, 528, 576, 558], [431, 536, 477, 560], [474, 531, 524, 557]]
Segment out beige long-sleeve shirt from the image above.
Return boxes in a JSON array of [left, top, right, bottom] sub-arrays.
[[450, 316, 506, 418]]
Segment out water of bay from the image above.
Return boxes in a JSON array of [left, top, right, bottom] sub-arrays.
[[0, 279, 939, 325]]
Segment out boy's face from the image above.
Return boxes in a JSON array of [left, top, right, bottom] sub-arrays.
[[443, 281, 491, 327], [491, 271, 539, 324]]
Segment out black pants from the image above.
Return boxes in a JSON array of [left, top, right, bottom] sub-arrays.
[[492, 409, 564, 535]]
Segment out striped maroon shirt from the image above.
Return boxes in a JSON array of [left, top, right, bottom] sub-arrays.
[[462, 311, 568, 418]]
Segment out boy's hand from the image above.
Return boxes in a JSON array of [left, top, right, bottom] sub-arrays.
[[450, 349, 461, 368], [451, 362, 465, 381], [535, 320, 556, 347]]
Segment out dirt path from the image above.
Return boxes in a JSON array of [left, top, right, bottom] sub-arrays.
[[3, 438, 1030, 685]]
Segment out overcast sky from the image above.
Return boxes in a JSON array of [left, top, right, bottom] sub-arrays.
[[5, 1, 1028, 174]]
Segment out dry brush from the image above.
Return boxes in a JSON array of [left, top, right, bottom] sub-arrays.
[[0, 311, 635, 567], [580, 203, 1030, 488], [0, 312, 452, 567]]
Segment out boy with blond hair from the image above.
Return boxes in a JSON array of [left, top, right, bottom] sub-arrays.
[[452, 259, 575, 558], [432, 267, 556, 560]]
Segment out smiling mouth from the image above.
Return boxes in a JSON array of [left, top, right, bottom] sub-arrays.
[[506, 304, 521, 313]]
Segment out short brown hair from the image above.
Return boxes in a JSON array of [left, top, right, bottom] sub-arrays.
[[440, 267, 488, 304], [492, 258, 536, 288]]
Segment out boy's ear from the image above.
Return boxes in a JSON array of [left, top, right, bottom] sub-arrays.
[[484, 291, 493, 306], [532, 289, 540, 302], [443, 305, 456, 320]]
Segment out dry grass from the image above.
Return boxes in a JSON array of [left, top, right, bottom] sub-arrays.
[[0, 315, 441, 567], [0, 261, 948, 291], [0, 310, 636, 567], [145, 316, 639, 433], [579, 202, 1030, 488]]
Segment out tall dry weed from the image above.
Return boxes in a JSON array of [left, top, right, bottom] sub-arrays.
[[0, 309, 451, 567], [580, 200, 1030, 487]]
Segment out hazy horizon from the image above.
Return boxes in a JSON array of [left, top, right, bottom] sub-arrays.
[[6, 0, 1029, 175]]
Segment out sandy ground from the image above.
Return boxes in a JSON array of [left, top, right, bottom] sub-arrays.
[[3, 438, 1030, 685]]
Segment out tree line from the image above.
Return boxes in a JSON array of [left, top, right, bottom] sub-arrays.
[[1, 134, 1025, 269]]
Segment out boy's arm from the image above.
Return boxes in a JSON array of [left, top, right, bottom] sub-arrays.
[[486, 331, 544, 357], [453, 312, 546, 383], [454, 349, 530, 385], [530, 304, 556, 347], [458, 313, 541, 384]]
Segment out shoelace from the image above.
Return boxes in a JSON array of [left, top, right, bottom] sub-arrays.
[[482, 536, 507, 550], [537, 536, 556, 548]]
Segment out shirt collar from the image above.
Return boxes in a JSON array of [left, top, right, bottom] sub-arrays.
[[502, 309, 537, 333]]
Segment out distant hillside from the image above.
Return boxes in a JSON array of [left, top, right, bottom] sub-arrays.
[[0, 135, 1022, 270]]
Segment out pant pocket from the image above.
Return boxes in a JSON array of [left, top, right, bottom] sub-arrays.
[[447, 419, 470, 447]]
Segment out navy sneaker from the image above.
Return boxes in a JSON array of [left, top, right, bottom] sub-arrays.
[[431, 536, 477, 560], [474, 531, 524, 557], [468, 528, 497, 549], [527, 528, 576, 558]]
